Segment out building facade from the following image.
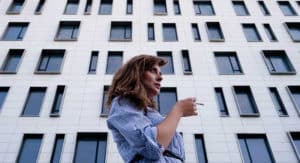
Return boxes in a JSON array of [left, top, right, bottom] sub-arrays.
[[0, 0, 300, 162]]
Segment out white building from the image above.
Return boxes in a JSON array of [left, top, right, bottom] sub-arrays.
[[0, 0, 300, 162]]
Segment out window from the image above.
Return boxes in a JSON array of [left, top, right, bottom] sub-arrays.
[[21, 87, 46, 116], [50, 85, 65, 116], [263, 24, 277, 41], [101, 86, 109, 116], [55, 21, 80, 41], [214, 52, 243, 75], [16, 134, 43, 163], [148, 23, 155, 41], [233, 86, 259, 116], [288, 132, 300, 161], [126, 0, 132, 14], [1, 22, 29, 41], [162, 23, 178, 41], [157, 51, 174, 74], [88, 51, 99, 74], [181, 50, 192, 74], [0, 87, 9, 112], [269, 87, 288, 116], [35, 0, 45, 14], [215, 87, 229, 116], [99, 0, 113, 14], [232, 1, 250, 16], [84, 0, 92, 14], [285, 22, 300, 42], [6, 0, 25, 14], [154, 0, 167, 15], [193, 1, 215, 15], [194, 134, 208, 163], [64, 0, 79, 14], [155, 88, 177, 115], [110, 22, 132, 41], [0, 49, 24, 73], [242, 24, 262, 42], [173, 0, 181, 15], [191, 23, 201, 41], [73, 133, 107, 163], [50, 134, 65, 163], [258, 1, 270, 16], [262, 50, 296, 74], [287, 86, 300, 114], [106, 51, 123, 74], [238, 134, 275, 163], [278, 1, 297, 16], [36, 50, 65, 73], [206, 22, 225, 41]]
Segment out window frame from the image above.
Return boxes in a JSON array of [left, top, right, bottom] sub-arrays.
[[288, 132, 300, 161], [16, 134, 43, 163], [50, 85, 66, 117], [109, 22, 132, 41], [232, 1, 250, 16], [191, 23, 201, 41], [35, 49, 66, 74], [1, 22, 29, 41], [214, 87, 230, 117], [162, 23, 178, 42], [277, 1, 298, 16], [157, 51, 175, 74], [34, 0, 46, 14], [88, 51, 99, 74], [193, 0, 216, 16], [181, 50, 193, 74], [50, 134, 65, 163], [232, 86, 260, 117], [84, 0, 92, 14], [126, 0, 133, 14], [21, 87, 47, 117], [263, 24, 278, 42], [258, 1, 270, 16], [286, 86, 300, 116], [55, 21, 80, 41], [284, 22, 300, 42], [268, 87, 288, 117], [261, 50, 296, 75], [173, 0, 181, 15], [147, 23, 155, 41], [206, 22, 225, 42], [155, 87, 177, 116], [100, 86, 109, 117], [6, 0, 25, 14], [242, 23, 262, 42], [194, 134, 208, 163], [105, 51, 123, 74], [214, 52, 244, 75], [63, 0, 79, 15], [0, 87, 10, 113], [153, 0, 167, 15], [0, 49, 24, 74], [99, 0, 113, 15]]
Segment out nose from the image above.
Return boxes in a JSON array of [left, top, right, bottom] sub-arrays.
[[157, 73, 162, 81]]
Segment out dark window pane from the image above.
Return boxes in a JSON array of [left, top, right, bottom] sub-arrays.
[[37, 50, 65, 73], [17, 134, 43, 163], [173, 0, 181, 15], [192, 23, 201, 41], [242, 24, 262, 42], [106, 52, 123, 74], [290, 132, 300, 160], [258, 1, 270, 15], [162, 23, 178, 41], [51, 86, 65, 115], [286, 23, 300, 41], [288, 86, 300, 113], [1, 49, 23, 72], [215, 52, 242, 74], [263, 24, 277, 41], [84, 0, 92, 13], [181, 50, 192, 73], [269, 87, 288, 116], [64, 0, 79, 14], [74, 133, 107, 163], [110, 22, 132, 40], [2, 23, 28, 41], [7, 0, 25, 13], [238, 135, 275, 163], [278, 1, 297, 16], [263, 50, 295, 73], [148, 23, 155, 41], [50, 135, 64, 163], [233, 1, 249, 16], [154, 0, 167, 14], [22, 87, 46, 116], [195, 135, 208, 163], [157, 52, 174, 74], [193, 1, 215, 15], [126, 0, 132, 14], [207, 22, 224, 41], [215, 88, 229, 116], [156, 88, 177, 115], [0, 87, 9, 111], [101, 86, 109, 115], [234, 86, 259, 115], [99, 0, 113, 14], [56, 22, 80, 40], [89, 51, 99, 74], [35, 0, 45, 13]]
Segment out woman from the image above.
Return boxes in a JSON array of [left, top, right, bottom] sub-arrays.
[[106, 55, 197, 162]]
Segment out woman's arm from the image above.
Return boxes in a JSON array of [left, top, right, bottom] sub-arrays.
[[157, 97, 197, 149]]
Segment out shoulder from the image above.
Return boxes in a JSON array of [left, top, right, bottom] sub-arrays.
[[108, 96, 143, 116]]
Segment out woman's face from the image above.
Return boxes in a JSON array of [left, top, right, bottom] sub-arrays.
[[142, 64, 163, 98]]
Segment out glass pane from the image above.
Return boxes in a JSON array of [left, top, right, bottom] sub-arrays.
[[3, 25, 24, 40], [47, 55, 63, 72], [127, 0, 132, 14], [35, 0, 45, 13], [148, 24, 155, 40], [216, 55, 233, 74], [22, 88, 46, 116], [239, 138, 251, 163], [270, 55, 291, 72], [0, 88, 9, 111], [9, 2, 23, 13], [157, 52, 174, 74], [163, 24, 177, 41], [235, 87, 257, 114], [74, 139, 98, 163], [17, 136, 42, 163], [192, 24, 201, 40], [291, 134, 300, 154], [289, 87, 300, 112], [195, 135, 207, 163], [96, 138, 107, 163], [182, 52, 192, 72], [246, 138, 274, 163], [174, 0, 180, 15], [258, 1, 270, 15], [154, 0, 167, 13], [269, 88, 287, 116], [243, 24, 261, 41], [287, 24, 300, 41], [57, 25, 77, 40], [51, 135, 64, 163], [102, 87, 109, 114], [89, 53, 98, 73], [215, 88, 228, 115], [264, 24, 277, 41], [3, 52, 22, 72], [65, 2, 78, 14], [100, 0, 112, 14], [199, 2, 215, 15], [106, 53, 122, 74], [233, 2, 249, 16], [51, 86, 65, 114], [159, 89, 176, 115], [279, 2, 297, 16], [208, 24, 223, 40], [229, 55, 242, 73], [111, 26, 124, 40]]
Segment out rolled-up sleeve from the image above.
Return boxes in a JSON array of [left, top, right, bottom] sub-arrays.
[[107, 100, 164, 160]]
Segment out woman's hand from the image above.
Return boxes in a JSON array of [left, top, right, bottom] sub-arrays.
[[174, 97, 198, 117]]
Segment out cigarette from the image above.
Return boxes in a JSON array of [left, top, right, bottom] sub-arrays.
[[196, 103, 204, 106]]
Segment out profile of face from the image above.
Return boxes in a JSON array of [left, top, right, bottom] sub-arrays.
[[142, 64, 163, 98]]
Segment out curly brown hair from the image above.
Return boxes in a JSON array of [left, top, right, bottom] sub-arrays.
[[106, 54, 167, 112]]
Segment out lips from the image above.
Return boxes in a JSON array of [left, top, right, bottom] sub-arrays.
[[155, 83, 161, 89]]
